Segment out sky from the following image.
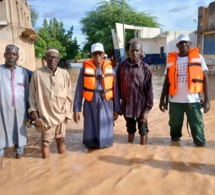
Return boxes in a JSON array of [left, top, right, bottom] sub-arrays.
[[28, 0, 214, 48]]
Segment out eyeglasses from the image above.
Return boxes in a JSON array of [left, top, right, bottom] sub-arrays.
[[46, 56, 59, 61]]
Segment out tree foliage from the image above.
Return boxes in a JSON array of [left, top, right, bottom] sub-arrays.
[[80, 0, 160, 56], [34, 18, 79, 59], [30, 6, 39, 29]]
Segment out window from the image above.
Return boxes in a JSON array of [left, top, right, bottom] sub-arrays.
[[203, 33, 215, 54]]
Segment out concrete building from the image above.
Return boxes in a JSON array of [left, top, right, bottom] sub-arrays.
[[112, 23, 196, 64], [133, 30, 196, 65], [197, 1, 215, 74], [0, 0, 39, 70]]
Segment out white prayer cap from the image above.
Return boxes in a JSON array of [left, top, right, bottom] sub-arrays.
[[45, 48, 59, 54], [91, 43, 104, 53], [176, 34, 190, 44]]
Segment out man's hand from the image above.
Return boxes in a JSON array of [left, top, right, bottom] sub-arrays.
[[73, 112, 80, 124], [64, 117, 70, 124], [140, 112, 148, 122], [202, 100, 210, 113], [30, 111, 38, 119], [113, 112, 118, 121], [159, 100, 166, 112]]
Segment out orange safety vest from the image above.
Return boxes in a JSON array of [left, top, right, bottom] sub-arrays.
[[83, 59, 114, 101], [167, 47, 204, 95]]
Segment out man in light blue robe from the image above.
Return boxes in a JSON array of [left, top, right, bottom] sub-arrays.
[[0, 45, 29, 169], [73, 43, 120, 149]]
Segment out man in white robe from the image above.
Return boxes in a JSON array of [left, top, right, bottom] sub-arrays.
[[0, 45, 29, 169]]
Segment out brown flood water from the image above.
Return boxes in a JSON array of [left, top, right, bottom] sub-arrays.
[[1, 66, 215, 195]]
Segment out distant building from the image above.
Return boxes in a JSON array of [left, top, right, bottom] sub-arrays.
[[112, 23, 197, 65], [197, 1, 215, 73], [131, 30, 197, 65], [0, 0, 39, 70]]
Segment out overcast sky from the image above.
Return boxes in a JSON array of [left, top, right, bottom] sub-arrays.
[[28, 0, 213, 47]]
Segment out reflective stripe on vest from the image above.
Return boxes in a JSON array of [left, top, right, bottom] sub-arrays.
[[83, 59, 114, 101], [167, 47, 204, 95]]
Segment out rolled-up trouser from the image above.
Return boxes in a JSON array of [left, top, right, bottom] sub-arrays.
[[169, 102, 205, 146], [41, 122, 66, 146], [124, 117, 149, 135], [0, 145, 24, 156]]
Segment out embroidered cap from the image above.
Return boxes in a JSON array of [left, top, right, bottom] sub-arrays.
[[176, 34, 190, 44], [45, 48, 59, 54], [91, 43, 104, 53]]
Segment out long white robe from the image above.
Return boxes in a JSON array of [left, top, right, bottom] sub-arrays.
[[0, 65, 29, 149]]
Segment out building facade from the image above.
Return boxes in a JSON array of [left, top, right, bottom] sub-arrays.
[[197, 1, 215, 73], [0, 0, 39, 70], [112, 22, 196, 65], [135, 30, 196, 65]]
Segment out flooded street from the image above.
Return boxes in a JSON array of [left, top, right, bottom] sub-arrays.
[[1, 66, 215, 195]]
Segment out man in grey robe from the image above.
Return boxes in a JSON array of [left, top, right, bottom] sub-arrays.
[[0, 45, 29, 169], [73, 43, 120, 149]]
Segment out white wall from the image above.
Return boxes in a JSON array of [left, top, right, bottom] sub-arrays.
[[137, 30, 197, 56], [113, 23, 198, 65], [140, 37, 166, 54], [139, 27, 161, 38], [166, 30, 197, 54], [115, 23, 161, 49]]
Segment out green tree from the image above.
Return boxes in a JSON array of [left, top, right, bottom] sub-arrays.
[[34, 18, 79, 59], [80, 0, 160, 56], [30, 6, 39, 29]]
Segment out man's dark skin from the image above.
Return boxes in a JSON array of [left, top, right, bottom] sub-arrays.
[[4, 47, 22, 154], [4, 47, 19, 69], [123, 40, 148, 145], [0, 47, 21, 169], [73, 50, 119, 124], [30, 51, 66, 159], [129, 41, 149, 123], [159, 40, 210, 113]]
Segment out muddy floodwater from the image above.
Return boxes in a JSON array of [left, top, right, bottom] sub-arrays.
[[1, 66, 215, 195]]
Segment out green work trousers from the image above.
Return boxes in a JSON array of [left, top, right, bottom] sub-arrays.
[[169, 102, 205, 146]]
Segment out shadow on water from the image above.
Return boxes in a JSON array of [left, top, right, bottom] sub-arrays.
[[111, 133, 215, 148], [98, 155, 215, 177]]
